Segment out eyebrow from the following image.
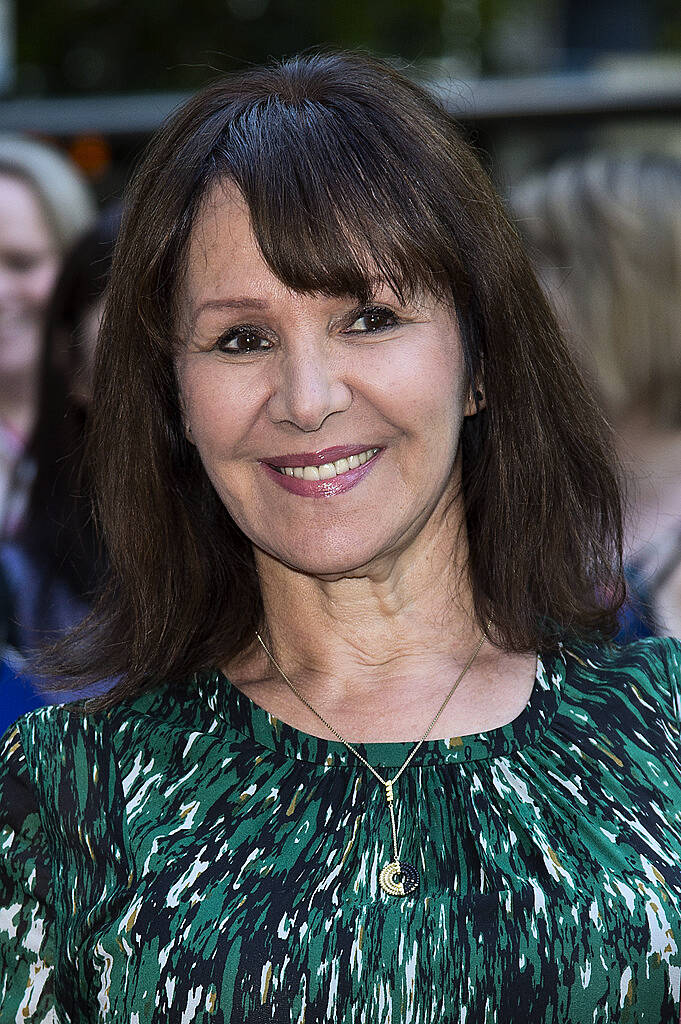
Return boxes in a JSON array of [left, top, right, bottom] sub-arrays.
[[188, 287, 415, 331], [191, 297, 270, 324]]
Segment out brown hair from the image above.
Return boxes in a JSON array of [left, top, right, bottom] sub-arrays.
[[48, 51, 624, 703]]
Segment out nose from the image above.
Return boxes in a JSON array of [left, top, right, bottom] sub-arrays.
[[267, 344, 352, 432]]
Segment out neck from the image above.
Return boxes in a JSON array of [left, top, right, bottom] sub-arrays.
[[228, 480, 539, 745], [253, 504, 479, 705]]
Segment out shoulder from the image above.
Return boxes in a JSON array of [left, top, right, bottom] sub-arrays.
[[0, 686, 173, 854], [7, 676, 185, 746], [0, 716, 38, 821], [3, 673, 212, 793], [563, 635, 680, 704], [1, 703, 108, 834], [560, 636, 681, 747]]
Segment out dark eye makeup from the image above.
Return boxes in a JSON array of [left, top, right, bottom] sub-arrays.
[[215, 326, 273, 354], [213, 304, 403, 355], [344, 305, 403, 333]]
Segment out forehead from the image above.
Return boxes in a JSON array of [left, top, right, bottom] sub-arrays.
[[0, 172, 54, 247], [184, 182, 273, 302]]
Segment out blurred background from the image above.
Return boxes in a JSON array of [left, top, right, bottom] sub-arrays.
[[3, 0, 681, 195], [2, 0, 681, 729]]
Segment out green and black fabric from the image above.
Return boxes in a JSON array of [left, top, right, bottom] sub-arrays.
[[1, 638, 681, 1023]]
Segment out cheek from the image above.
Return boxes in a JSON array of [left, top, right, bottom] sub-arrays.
[[25, 259, 60, 309], [177, 362, 264, 459], [359, 343, 467, 443]]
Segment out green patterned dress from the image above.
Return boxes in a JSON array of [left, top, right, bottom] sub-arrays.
[[1, 637, 681, 1023]]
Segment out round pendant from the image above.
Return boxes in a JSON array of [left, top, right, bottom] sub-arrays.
[[379, 859, 419, 896]]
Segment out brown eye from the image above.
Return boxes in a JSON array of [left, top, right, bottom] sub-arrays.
[[347, 307, 399, 333], [216, 328, 272, 353]]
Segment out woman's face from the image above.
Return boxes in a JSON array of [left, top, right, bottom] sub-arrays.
[[175, 184, 474, 578], [0, 173, 60, 377]]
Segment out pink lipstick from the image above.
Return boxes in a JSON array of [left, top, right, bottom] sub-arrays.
[[260, 445, 383, 497], [265, 444, 375, 469]]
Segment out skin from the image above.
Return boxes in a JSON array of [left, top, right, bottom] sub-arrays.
[[0, 173, 60, 436], [175, 182, 536, 743]]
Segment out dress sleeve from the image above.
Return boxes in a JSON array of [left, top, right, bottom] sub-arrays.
[[661, 637, 681, 729], [0, 721, 60, 1022]]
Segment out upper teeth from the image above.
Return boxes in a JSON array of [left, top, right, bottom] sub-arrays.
[[278, 448, 379, 480]]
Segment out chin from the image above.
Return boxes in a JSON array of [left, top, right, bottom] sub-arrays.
[[258, 533, 391, 579], [287, 552, 380, 580]]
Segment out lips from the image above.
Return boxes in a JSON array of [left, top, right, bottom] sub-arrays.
[[260, 445, 383, 498], [264, 444, 377, 469]]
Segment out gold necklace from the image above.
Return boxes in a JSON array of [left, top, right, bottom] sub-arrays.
[[254, 627, 487, 898]]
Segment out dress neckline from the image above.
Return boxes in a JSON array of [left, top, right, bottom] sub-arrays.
[[197, 647, 565, 767]]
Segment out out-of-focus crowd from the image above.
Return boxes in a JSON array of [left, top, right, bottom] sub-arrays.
[[0, 134, 680, 736], [511, 155, 681, 642], [0, 135, 120, 732]]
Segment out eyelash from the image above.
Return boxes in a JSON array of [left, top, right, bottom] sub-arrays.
[[345, 305, 402, 334], [213, 305, 402, 354]]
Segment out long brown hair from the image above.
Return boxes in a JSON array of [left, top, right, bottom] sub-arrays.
[[48, 51, 624, 703]]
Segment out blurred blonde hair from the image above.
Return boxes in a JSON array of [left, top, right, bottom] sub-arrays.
[[512, 154, 681, 427], [0, 134, 95, 252]]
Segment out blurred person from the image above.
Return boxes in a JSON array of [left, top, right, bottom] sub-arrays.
[[0, 55, 679, 1024], [0, 559, 41, 736], [512, 154, 681, 639], [0, 135, 95, 537], [0, 206, 120, 731], [1, 204, 120, 657]]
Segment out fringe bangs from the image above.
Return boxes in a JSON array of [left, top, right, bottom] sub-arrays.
[[214, 96, 456, 306]]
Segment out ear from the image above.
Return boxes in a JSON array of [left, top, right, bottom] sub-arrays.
[[464, 384, 486, 418]]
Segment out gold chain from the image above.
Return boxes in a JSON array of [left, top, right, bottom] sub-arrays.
[[254, 625, 487, 895]]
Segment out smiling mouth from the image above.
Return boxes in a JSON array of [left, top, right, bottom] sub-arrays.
[[270, 447, 380, 480]]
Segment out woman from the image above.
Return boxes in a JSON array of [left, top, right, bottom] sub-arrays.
[[0, 136, 95, 536], [0, 54, 679, 1023], [0, 206, 121, 733], [512, 155, 681, 640], [1, 204, 120, 658]]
